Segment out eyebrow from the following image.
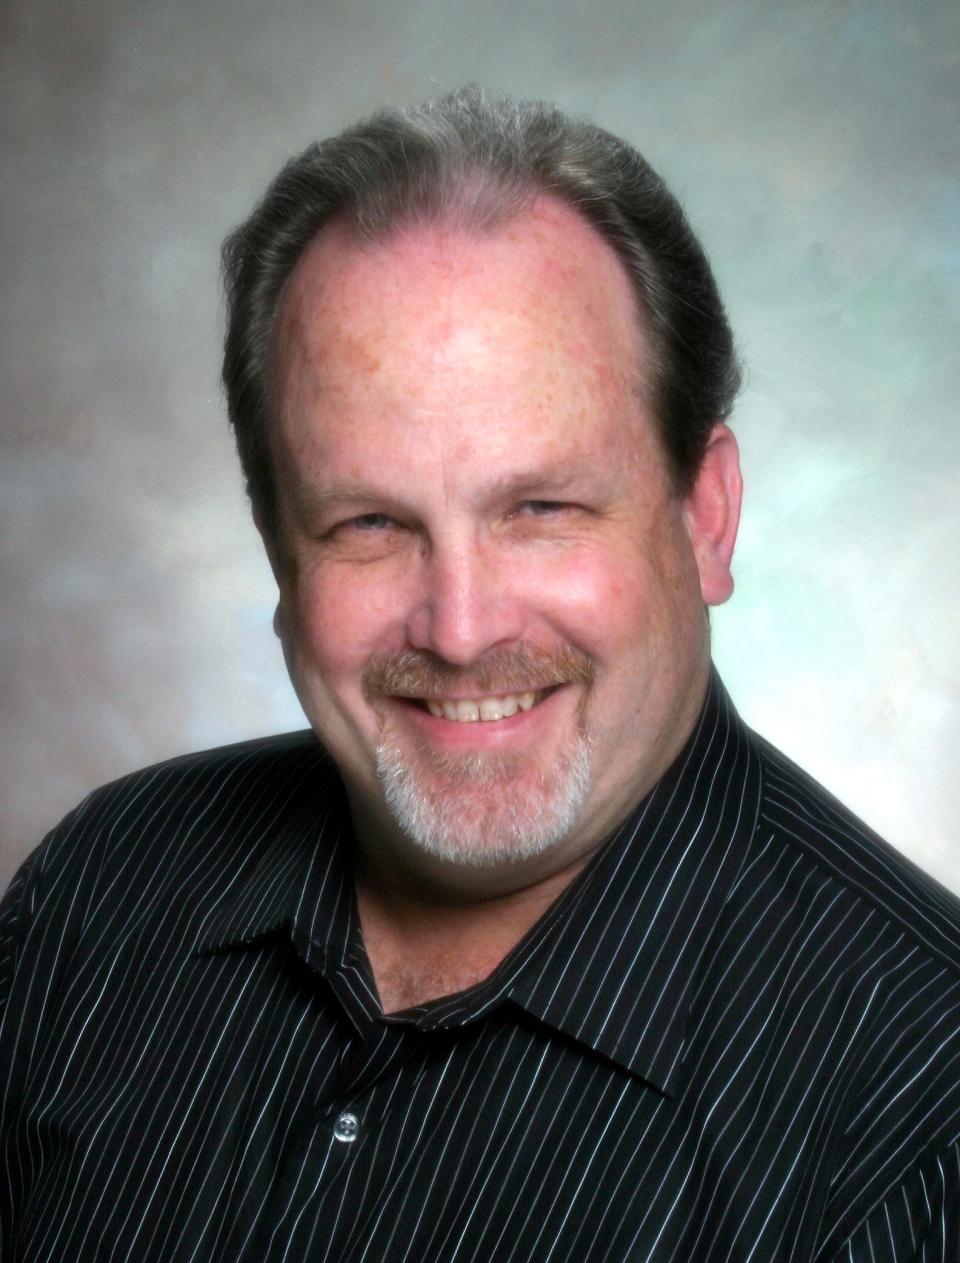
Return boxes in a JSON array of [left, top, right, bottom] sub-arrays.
[[481, 461, 598, 500], [288, 458, 605, 523], [287, 481, 396, 524]]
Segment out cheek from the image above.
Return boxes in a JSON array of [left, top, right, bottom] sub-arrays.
[[285, 563, 406, 680], [533, 549, 644, 652], [539, 528, 699, 661]]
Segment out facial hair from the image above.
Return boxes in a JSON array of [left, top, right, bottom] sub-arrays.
[[364, 645, 597, 867], [374, 733, 593, 866]]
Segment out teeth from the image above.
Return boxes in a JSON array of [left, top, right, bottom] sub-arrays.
[[422, 691, 543, 722]]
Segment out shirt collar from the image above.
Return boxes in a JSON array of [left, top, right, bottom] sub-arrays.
[[197, 670, 761, 1097], [196, 744, 357, 961], [500, 670, 762, 1096]]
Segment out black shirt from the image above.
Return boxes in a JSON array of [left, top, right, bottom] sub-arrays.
[[2, 673, 959, 1261]]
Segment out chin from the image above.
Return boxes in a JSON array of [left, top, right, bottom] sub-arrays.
[[374, 736, 592, 868]]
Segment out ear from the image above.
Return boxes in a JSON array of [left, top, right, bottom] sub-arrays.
[[253, 511, 289, 641], [681, 424, 742, 607], [254, 509, 285, 586]]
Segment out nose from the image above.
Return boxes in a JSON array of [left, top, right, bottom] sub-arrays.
[[404, 540, 526, 666]]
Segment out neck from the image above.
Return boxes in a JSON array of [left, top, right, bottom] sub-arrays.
[[349, 655, 714, 1012], [354, 845, 596, 1013]]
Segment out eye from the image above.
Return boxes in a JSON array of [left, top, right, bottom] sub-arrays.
[[320, 511, 408, 558], [340, 513, 395, 532], [517, 500, 570, 516]]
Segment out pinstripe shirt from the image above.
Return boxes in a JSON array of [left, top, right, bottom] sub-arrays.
[[2, 673, 959, 1261]]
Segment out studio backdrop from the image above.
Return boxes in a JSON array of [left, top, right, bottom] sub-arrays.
[[2, 0, 958, 893]]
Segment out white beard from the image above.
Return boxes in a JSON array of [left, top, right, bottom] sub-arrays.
[[374, 734, 593, 866]]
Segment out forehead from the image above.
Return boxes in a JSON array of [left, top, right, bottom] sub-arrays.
[[276, 198, 642, 375], [270, 198, 655, 483]]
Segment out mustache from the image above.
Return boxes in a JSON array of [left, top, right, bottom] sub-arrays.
[[362, 645, 596, 700]]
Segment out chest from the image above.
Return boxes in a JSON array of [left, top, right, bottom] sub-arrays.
[[2, 945, 844, 1263]]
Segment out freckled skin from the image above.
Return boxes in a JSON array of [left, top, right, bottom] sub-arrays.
[[266, 197, 741, 914]]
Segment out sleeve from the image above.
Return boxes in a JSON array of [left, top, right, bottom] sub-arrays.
[[0, 793, 95, 1029], [0, 857, 37, 1023], [828, 1138, 960, 1262], [812, 949, 960, 1263]]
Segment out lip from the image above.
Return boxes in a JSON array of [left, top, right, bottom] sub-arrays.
[[381, 683, 573, 751]]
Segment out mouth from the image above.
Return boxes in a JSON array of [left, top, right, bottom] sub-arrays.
[[363, 648, 595, 730], [386, 687, 558, 727], [397, 687, 557, 723]]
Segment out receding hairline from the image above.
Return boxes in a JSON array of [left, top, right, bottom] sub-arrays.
[[222, 87, 742, 539], [267, 191, 660, 435]]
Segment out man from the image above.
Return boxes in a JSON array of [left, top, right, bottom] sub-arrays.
[[1, 88, 957, 1262]]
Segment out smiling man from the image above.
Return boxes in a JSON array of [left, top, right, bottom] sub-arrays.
[[264, 198, 741, 1010], [2, 90, 958, 1261]]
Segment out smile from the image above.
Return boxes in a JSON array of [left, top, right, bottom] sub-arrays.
[[420, 690, 546, 722]]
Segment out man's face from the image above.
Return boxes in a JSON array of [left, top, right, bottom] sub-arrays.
[[268, 199, 738, 887]]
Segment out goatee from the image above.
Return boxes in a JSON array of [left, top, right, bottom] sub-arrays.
[[375, 735, 592, 866]]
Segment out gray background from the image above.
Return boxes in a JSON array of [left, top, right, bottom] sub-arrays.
[[3, 0, 958, 894]]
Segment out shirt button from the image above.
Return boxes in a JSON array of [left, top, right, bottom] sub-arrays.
[[333, 1111, 359, 1142]]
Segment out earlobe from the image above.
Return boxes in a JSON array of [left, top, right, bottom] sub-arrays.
[[682, 424, 743, 607]]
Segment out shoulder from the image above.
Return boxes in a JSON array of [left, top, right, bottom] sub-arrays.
[[742, 732, 960, 1252], [753, 732, 960, 970], [63, 728, 322, 845], [38, 728, 329, 863], [82, 726, 328, 815], [0, 730, 337, 967]]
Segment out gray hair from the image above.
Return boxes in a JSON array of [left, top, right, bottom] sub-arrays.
[[222, 86, 740, 538]]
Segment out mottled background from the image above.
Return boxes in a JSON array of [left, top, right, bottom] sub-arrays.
[[3, 0, 958, 894]]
